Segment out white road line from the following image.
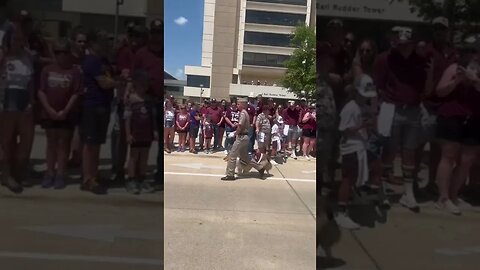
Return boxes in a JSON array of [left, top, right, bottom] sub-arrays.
[[0, 252, 163, 266], [164, 172, 316, 183]]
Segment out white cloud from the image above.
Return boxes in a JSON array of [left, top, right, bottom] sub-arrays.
[[174, 16, 188, 26], [175, 68, 186, 80]]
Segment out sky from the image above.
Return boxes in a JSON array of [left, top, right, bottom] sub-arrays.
[[165, 0, 204, 80]]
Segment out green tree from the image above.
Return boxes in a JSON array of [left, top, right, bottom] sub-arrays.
[[407, 0, 480, 34], [281, 24, 316, 102]]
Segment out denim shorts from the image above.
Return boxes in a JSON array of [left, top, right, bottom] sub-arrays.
[[2, 88, 30, 112], [385, 105, 422, 151]]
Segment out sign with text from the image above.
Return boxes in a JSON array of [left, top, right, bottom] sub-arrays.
[[62, 0, 147, 17], [229, 84, 298, 100], [317, 0, 423, 22]]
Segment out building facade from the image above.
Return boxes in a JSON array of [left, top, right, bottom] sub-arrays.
[[4, 0, 163, 39], [185, 0, 316, 101]]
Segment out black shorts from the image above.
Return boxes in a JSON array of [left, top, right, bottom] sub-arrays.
[[131, 141, 152, 148], [41, 119, 75, 130], [189, 125, 199, 138], [341, 152, 358, 181], [80, 106, 111, 145], [302, 128, 316, 138], [437, 116, 480, 145]]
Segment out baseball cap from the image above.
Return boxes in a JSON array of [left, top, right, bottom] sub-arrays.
[[327, 19, 343, 29], [392, 26, 413, 43], [461, 34, 480, 51], [432, 17, 449, 29], [355, 74, 377, 98], [16, 9, 33, 23], [150, 19, 163, 34], [238, 97, 248, 103]]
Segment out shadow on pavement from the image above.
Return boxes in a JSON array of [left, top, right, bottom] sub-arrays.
[[317, 256, 346, 269]]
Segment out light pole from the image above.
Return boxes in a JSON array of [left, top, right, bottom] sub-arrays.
[[114, 0, 124, 46], [200, 84, 204, 104]]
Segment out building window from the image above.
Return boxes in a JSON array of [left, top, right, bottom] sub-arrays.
[[247, 0, 307, 6], [244, 31, 293, 47], [243, 52, 290, 67], [245, 10, 306, 26], [187, 75, 210, 88]]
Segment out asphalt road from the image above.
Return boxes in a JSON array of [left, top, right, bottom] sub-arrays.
[[0, 127, 163, 270], [164, 151, 316, 270]]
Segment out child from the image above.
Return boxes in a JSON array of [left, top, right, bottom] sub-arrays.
[[175, 105, 190, 152], [38, 39, 82, 189], [203, 114, 214, 154], [335, 78, 376, 230], [124, 70, 157, 194], [270, 116, 283, 165]]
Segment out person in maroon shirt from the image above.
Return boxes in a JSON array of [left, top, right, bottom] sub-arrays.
[[282, 100, 301, 158], [206, 99, 224, 150], [434, 36, 480, 214], [133, 19, 163, 190], [111, 25, 148, 183], [419, 17, 458, 194], [68, 26, 88, 168], [373, 26, 428, 211], [38, 39, 82, 189], [301, 103, 316, 160], [198, 100, 210, 150], [322, 19, 352, 109], [175, 105, 190, 152], [124, 69, 157, 194]]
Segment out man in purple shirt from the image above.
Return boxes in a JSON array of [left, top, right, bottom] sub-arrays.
[[206, 99, 224, 150], [373, 26, 427, 211], [282, 100, 301, 158], [80, 30, 122, 195]]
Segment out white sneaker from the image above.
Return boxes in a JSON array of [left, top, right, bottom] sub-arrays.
[[455, 198, 472, 209], [399, 194, 419, 211], [334, 212, 360, 230], [304, 155, 310, 161], [308, 155, 316, 160], [224, 150, 228, 155], [271, 160, 278, 166], [291, 151, 297, 159], [436, 199, 461, 215]]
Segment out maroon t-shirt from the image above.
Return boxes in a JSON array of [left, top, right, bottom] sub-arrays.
[[129, 100, 155, 142], [282, 107, 300, 126], [133, 46, 163, 99], [423, 44, 458, 111], [117, 45, 135, 74], [302, 111, 316, 130], [39, 64, 83, 119], [176, 113, 190, 129], [246, 104, 256, 126], [200, 105, 209, 116], [207, 106, 223, 124], [374, 49, 427, 106], [203, 122, 214, 138], [438, 82, 480, 117], [225, 108, 240, 128]]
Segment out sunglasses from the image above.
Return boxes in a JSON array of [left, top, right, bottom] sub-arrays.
[[360, 48, 371, 53], [54, 50, 69, 55], [345, 38, 354, 43]]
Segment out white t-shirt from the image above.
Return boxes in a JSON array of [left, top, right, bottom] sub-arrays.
[[339, 100, 367, 155], [271, 124, 280, 141]]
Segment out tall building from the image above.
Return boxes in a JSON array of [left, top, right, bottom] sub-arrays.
[[4, 0, 163, 38], [185, 0, 316, 101]]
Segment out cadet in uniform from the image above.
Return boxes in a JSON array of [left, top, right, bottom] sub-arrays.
[[222, 98, 268, 180]]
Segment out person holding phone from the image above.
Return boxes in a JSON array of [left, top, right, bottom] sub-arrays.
[[434, 34, 480, 215]]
